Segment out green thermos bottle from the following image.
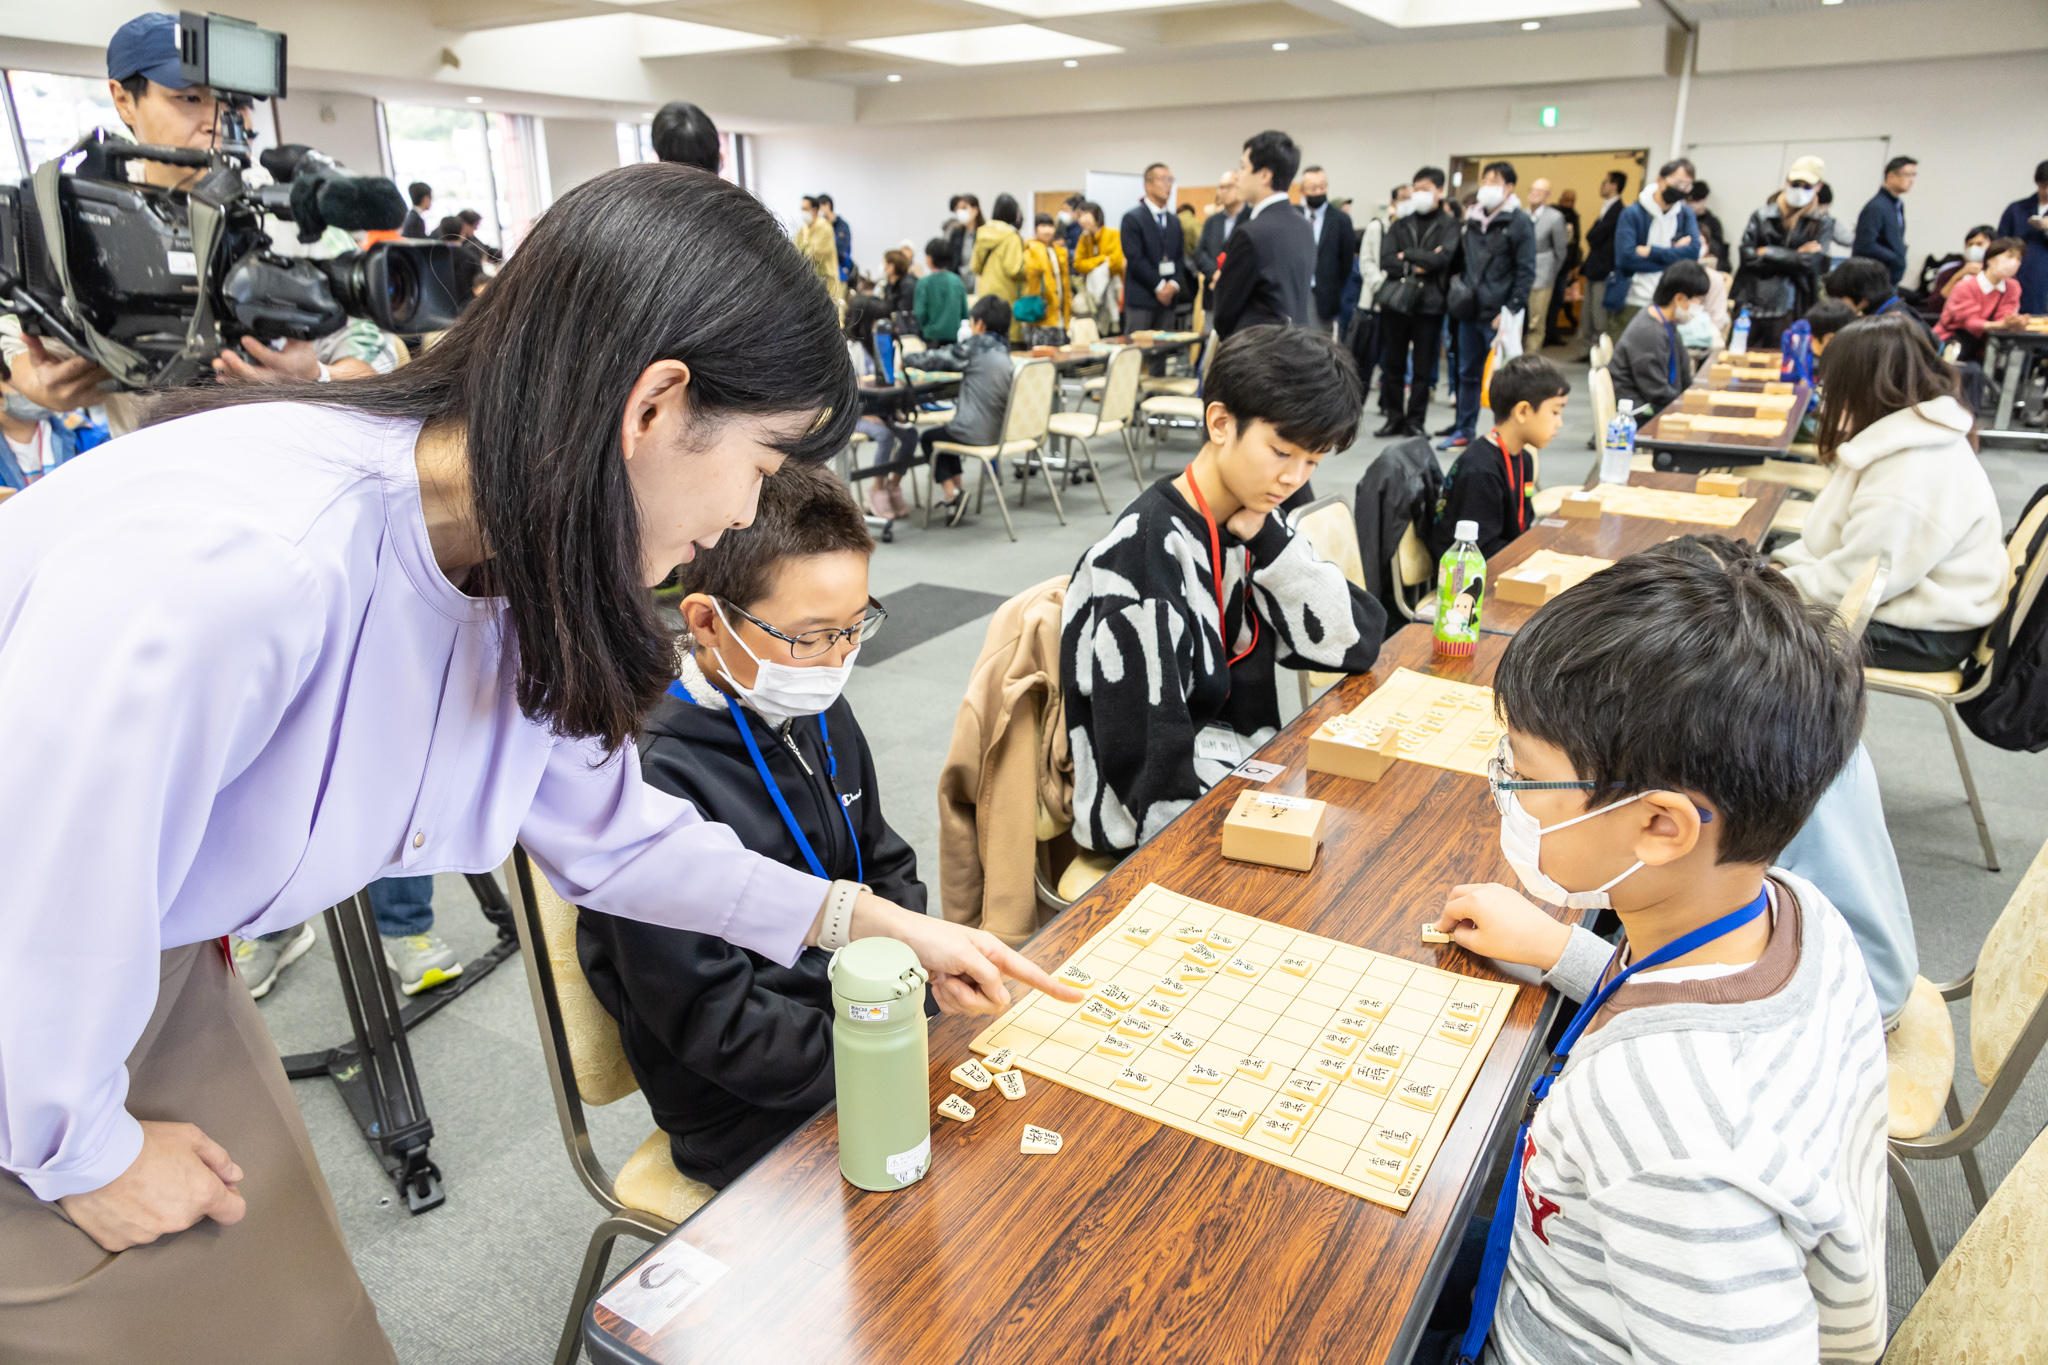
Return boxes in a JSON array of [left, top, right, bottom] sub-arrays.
[[829, 938, 932, 1191]]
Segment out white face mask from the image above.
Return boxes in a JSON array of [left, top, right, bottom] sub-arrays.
[[802, 209, 816, 223], [955, 207, 974, 225], [1394, 199, 1414, 218], [711, 601, 858, 724], [1498, 789, 1649, 912], [1965, 245, 1987, 262], [1476, 184, 1506, 211], [1673, 302, 1697, 324], [1410, 189, 1436, 215], [1783, 185, 1815, 209]]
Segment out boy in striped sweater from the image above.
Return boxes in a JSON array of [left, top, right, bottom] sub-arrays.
[[1430, 535, 1888, 1364]]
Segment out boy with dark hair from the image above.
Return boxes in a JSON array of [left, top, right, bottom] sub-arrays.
[[1610, 258, 1710, 417], [1823, 257, 1924, 332], [650, 100, 721, 175], [915, 236, 968, 342], [914, 294, 1014, 525], [1427, 354, 1568, 559], [577, 465, 926, 1189], [1213, 129, 1315, 336], [1062, 325, 1386, 854], [1430, 534, 1886, 1365]]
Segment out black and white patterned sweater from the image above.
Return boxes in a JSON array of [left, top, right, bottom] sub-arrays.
[[1061, 478, 1387, 854]]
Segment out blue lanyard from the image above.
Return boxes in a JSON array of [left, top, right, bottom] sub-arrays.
[[1456, 885, 1770, 1365], [1651, 304, 1679, 386], [670, 683, 862, 884]]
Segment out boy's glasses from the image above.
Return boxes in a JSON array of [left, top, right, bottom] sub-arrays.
[[1483, 734, 1713, 822], [721, 597, 887, 660]]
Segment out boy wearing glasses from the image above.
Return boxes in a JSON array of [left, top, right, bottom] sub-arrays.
[[577, 466, 926, 1189], [1416, 536, 1887, 1365]]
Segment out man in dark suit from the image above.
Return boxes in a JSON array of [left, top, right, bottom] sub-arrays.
[[1300, 165, 1359, 336], [1195, 168, 1245, 324], [1212, 130, 1314, 340], [1119, 162, 1191, 333], [402, 182, 432, 239], [1853, 155, 1915, 286]]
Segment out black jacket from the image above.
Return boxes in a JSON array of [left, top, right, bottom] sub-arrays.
[[1353, 436, 1442, 620], [1306, 203, 1360, 321], [1196, 207, 1244, 303], [1213, 203, 1316, 337], [1120, 199, 1192, 305], [1429, 433, 1535, 560], [1582, 196, 1623, 280], [1457, 206, 1536, 320], [1853, 189, 1908, 285], [1380, 205, 1463, 315], [576, 678, 929, 1188], [1731, 201, 1836, 323]]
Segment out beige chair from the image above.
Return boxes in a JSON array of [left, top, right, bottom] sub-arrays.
[[1884, 1119, 2048, 1361], [1138, 393, 1206, 464], [1591, 334, 1614, 370], [1389, 521, 1436, 622], [931, 357, 1058, 540], [1835, 553, 1889, 642], [1589, 365, 1616, 443], [1287, 495, 1369, 706], [1886, 834, 2048, 1281], [389, 336, 411, 368], [1140, 337, 1204, 397], [1068, 317, 1101, 347], [1047, 345, 1143, 503], [1866, 492, 2048, 873], [510, 850, 714, 1365]]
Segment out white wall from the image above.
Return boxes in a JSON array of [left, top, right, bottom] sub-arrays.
[[754, 50, 2048, 285], [544, 117, 622, 198], [274, 90, 384, 177]]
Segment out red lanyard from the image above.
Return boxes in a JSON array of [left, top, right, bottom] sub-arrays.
[[1492, 431, 1528, 535], [1184, 473, 1260, 669]]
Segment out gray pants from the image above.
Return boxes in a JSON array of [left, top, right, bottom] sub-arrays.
[[1574, 282, 1611, 356]]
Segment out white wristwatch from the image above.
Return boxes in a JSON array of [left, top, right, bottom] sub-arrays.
[[818, 878, 866, 951]]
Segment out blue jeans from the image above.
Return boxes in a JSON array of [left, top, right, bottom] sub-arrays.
[[367, 875, 436, 936], [1452, 318, 1493, 439]]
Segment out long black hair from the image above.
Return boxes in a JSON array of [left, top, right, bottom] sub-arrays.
[[152, 163, 857, 749]]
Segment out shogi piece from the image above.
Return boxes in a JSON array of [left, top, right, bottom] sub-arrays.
[[937, 1095, 976, 1122], [1763, 380, 1793, 395], [1659, 414, 1694, 437], [994, 1070, 1028, 1101], [1496, 566, 1564, 607], [1021, 1125, 1062, 1154], [951, 1060, 993, 1091], [1307, 714, 1402, 782], [1680, 389, 1712, 414], [1560, 491, 1603, 520], [1695, 472, 1743, 498], [1209, 1104, 1256, 1136], [983, 1047, 1016, 1074], [1221, 790, 1327, 872]]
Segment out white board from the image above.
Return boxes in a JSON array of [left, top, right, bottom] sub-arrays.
[[1084, 170, 1147, 225], [1685, 137, 1891, 224]]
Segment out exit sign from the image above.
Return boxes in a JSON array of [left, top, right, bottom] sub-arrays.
[[1539, 105, 1559, 127], [1508, 100, 1588, 133]]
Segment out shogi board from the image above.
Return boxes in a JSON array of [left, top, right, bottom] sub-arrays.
[[970, 884, 1519, 1211], [1701, 390, 1798, 410], [1331, 667, 1497, 778], [1676, 414, 1790, 437], [1509, 549, 1614, 593], [1589, 482, 1756, 527]]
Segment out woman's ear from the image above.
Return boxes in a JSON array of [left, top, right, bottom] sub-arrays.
[[621, 359, 694, 464], [1631, 790, 1706, 867]]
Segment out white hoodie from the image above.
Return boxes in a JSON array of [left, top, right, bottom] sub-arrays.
[[1775, 396, 2009, 632]]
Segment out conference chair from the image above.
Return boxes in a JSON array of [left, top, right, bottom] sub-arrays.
[[1886, 833, 2048, 1281], [1069, 317, 1102, 347], [1591, 333, 1613, 370], [1139, 337, 1204, 398], [1047, 345, 1144, 501], [1866, 490, 2048, 873], [1589, 365, 1616, 444], [1883, 1119, 2048, 1360], [1835, 554, 1889, 643], [1287, 495, 1369, 706], [929, 357, 1057, 541], [509, 849, 715, 1365]]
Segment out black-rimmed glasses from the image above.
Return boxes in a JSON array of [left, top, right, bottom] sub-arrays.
[[1484, 733, 1606, 817], [722, 597, 886, 660]]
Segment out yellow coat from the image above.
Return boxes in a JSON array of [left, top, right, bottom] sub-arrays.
[[971, 223, 1027, 304], [1074, 226, 1124, 280], [793, 216, 839, 296], [1022, 237, 1073, 332]]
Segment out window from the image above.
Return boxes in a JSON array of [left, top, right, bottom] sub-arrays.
[[381, 103, 550, 256], [3, 70, 277, 180], [614, 121, 752, 191]]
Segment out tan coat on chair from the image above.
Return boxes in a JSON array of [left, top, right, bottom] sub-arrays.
[[938, 577, 1072, 946]]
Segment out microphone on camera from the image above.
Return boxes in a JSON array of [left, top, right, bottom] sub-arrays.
[[264, 144, 409, 243]]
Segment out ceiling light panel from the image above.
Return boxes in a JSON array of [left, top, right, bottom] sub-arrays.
[[1328, 0, 1638, 26], [850, 24, 1123, 65], [972, 0, 1211, 16]]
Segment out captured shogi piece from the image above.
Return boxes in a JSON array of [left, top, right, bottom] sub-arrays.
[[970, 883, 1519, 1211], [1221, 791, 1326, 871], [1306, 712, 1402, 782], [1559, 489, 1603, 519]]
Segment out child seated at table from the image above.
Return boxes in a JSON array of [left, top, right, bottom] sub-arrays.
[[1423, 534, 1886, 1365], [577, 465, 930, 1189], [1610, 260, 1710, 418], [1426, 354, 1568, 560], [1061, 324, 1386, 856], [915, 293, 1015, 527], [1935, 235, 2023, 364]]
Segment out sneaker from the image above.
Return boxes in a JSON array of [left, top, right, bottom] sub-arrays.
[[885, 483, 910, 519], [866, 485, 894, 521], [1434, 421, 1461, 437], [945, 496, 971, 528], [233, 922, 316, 1000], [1436, 433, 1469, 451], [382, 932, 463, 996]]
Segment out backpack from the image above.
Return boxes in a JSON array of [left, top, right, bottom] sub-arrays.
[[1957, 485, 2048, 751]]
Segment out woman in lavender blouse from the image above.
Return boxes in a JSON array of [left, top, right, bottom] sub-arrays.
[[0, 166, 1070, 1361]]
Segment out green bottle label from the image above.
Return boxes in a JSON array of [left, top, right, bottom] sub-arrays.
[[1434, 547, 1486, 656]]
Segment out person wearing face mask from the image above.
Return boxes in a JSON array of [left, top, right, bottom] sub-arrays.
[[945, 194, 985, 290], [1440, 161, 1535, 451], [1413, 536, 1886, 1365], [1935, 236, 2025, 364], [578, 464, 930, 1191], [1602, 158, 1700, 341], [1299, 165, 1359, 337], [1610, 261, 1709, 418], [1928, 225, 1996, 302], [793, 194, 841, 299], [1350, 184, 1408, 376], [1729, 155, 1838, 352], [1375, 166, 1464, 438]]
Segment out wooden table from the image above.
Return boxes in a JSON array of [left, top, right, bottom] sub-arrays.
[[1983, 315, 2048, 443], [1485, 471, 1786, 637], [585, 625, 1574, 1365], [1635, 379, 1812, 472]]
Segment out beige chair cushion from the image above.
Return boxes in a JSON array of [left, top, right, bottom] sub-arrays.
[[930, 437, 1041, 461], [1887, 975, 1956, 1140], [529, 865, 640, 1107], [1530, 486, 1568, 518], [1046, 411, 1099, 438], [1972, 834, 2048, 1084], [614, 1130, 715, 1224], [1142, 395, 1205, 419], [1866, 665, 1965, 695], [1142, 377, 1199, 396], [1058, 850, 1119, 902], [1883, 1121, 2048, 1361]]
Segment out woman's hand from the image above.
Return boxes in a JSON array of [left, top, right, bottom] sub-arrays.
[[847, 892, 1084, 1015], [1437, 883, 1572, 971], [57, 1121, 246, 1252]]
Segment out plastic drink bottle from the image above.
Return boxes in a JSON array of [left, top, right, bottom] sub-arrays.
[[829, 938, 932, 1191], [1600, 406, 1636, 486], [1780, 319, 1812, 384], [1730, 307, 1752, 356], [1433, 519, 1486, 658]]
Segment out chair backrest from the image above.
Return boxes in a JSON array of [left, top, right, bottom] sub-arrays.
[[1070, 317, 1101, 347], [1592, 334, 1614, 369], [1970, 833, 2048, 1084], [1392, 523, 1435, 618], [514, 851, 639, 1107], [1002, 358, 1057, 445], [1590, 366, 1616, 438], [1834, 552, 1889, 642], [1097, 346, 1145, 428], [1288, 495, 1367, 591], [1882, 1120, 2048, 1361]]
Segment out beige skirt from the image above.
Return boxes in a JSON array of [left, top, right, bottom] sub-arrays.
[[0, 940, 397, 1364]]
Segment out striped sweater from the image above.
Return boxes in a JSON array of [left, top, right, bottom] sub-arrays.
[[1493, 872, 1889, 1365]]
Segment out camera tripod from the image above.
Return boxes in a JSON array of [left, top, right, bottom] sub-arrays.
[[279, 871, 521, 1214]]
